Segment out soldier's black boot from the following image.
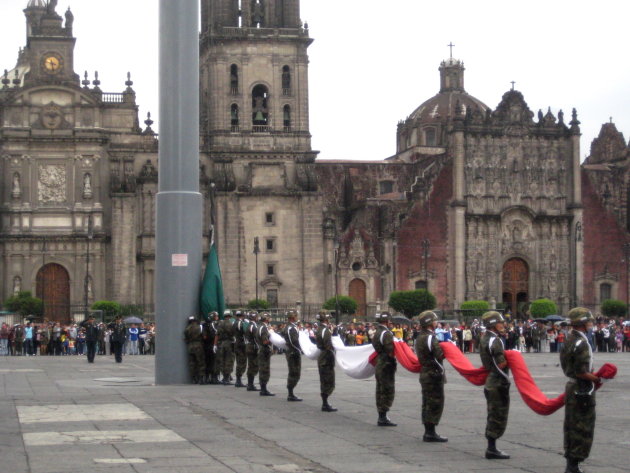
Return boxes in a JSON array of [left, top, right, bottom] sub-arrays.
[[198, 376, 206, 385], [287, 387, 302, 402], [234, 376, 245, 388], [565, 458, 584, 473], [485, 437, 510, 459], [191, 376, 198, 385], [221, 375, 233, 385], [423, 423, 448, 442], [321, 394, 337, 412], [377, 411, 397, 427], [246, 376, 260, 391], [209, 375, 220, 385], [259, 383, 275, 396]]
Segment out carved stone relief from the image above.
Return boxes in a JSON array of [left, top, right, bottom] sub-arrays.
[[38, 164, 66, 203]]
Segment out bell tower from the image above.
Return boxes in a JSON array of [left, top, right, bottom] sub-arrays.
[[200, 0, 315, 161], [22, 0, 80, 87]]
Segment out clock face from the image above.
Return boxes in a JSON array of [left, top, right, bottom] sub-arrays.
[[41, 53, 63, 74]]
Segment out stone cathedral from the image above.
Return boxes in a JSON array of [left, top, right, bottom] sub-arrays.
[[1, 0, 629, 321]]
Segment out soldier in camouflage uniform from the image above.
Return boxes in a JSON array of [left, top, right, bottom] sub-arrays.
[[372, 312, 397, 426], [282, 310, 303, 402], [233, 311, 247, 388], [245, 312, 260, 391], [184, 317, 206, 384], [315, 311, 337, 412], [217, 309, 235, 385], [561, 307, 600, 473], [202, 312, 220, 384], [480, 311, 510, 459], [255, 312, 275, 396], [415, 310, 448, 442]]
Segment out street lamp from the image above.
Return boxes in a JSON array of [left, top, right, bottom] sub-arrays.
[[421, 238, 431, 284], [623, 242, 630, 309], [253, 237, 260, 309], [84, 215, 94, 318], [334, 239, 340, 325]]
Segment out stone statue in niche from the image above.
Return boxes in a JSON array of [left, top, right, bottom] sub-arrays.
[[12, 172, 21, 199], [83, 173, 93, 199], [13, 276, 21, 295]]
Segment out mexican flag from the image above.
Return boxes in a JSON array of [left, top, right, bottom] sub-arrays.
[[199, 227, 226, 320]]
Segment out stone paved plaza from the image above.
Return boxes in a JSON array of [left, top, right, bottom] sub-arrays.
[[0, 350, 628, 473]]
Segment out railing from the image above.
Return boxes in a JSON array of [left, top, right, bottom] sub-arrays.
[[230, 87, 239, 95], [252, 125, 270, 133], [282, 88, 292, 96], [102, 92, 125, 103], [282, 126, 292, 133], [230, 125, 241, 133]]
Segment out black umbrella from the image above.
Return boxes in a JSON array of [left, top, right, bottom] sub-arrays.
[[533, 318, 549, 323], [392, 315, 412, 325], [123, 316, 143, 324], [544, 314, 565, 322]]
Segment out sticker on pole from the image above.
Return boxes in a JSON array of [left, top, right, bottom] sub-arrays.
[[171, 254, 188, 267]]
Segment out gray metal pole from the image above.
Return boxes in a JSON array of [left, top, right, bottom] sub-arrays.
[[155, 0, 202, 385]]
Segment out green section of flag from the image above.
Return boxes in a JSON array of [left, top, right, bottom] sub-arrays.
[[199, 243, 226, 320]]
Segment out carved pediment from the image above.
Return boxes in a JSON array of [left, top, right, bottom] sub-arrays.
[[492, 90, 534, 131]]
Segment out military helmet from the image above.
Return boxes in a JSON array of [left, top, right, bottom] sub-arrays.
[[223, 309, 232, 318], [235, 310, 244, 317], [248, 311, 258, 321], [259, 312, 270, 322], [287, 309, 298, 320], [418, 310, 439, 327], [567, 307, 595, 326], [482, 311, 505, 327], [209, 311, 219, 319], [317, 310, 330, 321], [379, 311, 391, 323]]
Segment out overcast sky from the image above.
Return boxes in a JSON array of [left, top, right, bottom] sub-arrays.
[[1, 0, 629, 161]]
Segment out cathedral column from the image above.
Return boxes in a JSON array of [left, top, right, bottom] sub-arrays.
[[570, 115, 583, 306], [111, 195, 137, 304], [451, 119, 466, 308]]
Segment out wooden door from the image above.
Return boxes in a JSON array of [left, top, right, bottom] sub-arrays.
[[348, 278, 366, 317], [36, 264, 70, 322], [502, 258, 529, 319]]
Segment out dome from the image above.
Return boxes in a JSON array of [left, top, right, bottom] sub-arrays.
[[395, 58, 489, 155], [26, 0, 46, 8]]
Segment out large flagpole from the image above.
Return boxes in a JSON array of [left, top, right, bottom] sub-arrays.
[[155, 0, 202, 384]]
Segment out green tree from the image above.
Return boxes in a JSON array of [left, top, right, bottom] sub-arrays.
[[388, 289, 436, 318], [529, 298, 557, 318], [460, 300, 490, 319], [601, 299, 628, 318], [4, 291, 43, 317], [91, 300, 121, 322], [323, 295, 358, 315], [247, 299, 270, 310]]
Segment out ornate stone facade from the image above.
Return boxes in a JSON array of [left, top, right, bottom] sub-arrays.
[[1, 0, 628, 320]]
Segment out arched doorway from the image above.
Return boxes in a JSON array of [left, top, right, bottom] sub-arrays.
[[36, 264, 70, 322], [348, 278, 367, 318], [502, 258, 529, 319]]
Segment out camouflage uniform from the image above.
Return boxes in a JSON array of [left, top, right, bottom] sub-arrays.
[[316, 324, 335, 396], [245, 318, 259, 390], [372, 323, 397, 415], [255, 319, 274, 395], [561, 329, 596, 463], [480, 329, 510, 440], [233, 315, 247, 386], [416, 327, 445, 425], [202, 318, 219, 383], [217, 317, 235, 382], [282, 320, 302, 398], [184, 320, 205, 383]]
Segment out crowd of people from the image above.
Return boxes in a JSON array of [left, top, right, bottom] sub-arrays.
[[0, 319, 156, 357]]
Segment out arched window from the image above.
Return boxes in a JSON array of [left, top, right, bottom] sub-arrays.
[[283, 105, 291, 132], [600, 283, 612, 302], [415, 280, 428, 290], [252, 84, 269, 130], [282, 65, 291, 95], [424, 127, 437, 146], [230, 64, 239, 94], [230, 104, 239, 131]]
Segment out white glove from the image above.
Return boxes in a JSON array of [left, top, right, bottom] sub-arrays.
[[213, 345, 217, 354]]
